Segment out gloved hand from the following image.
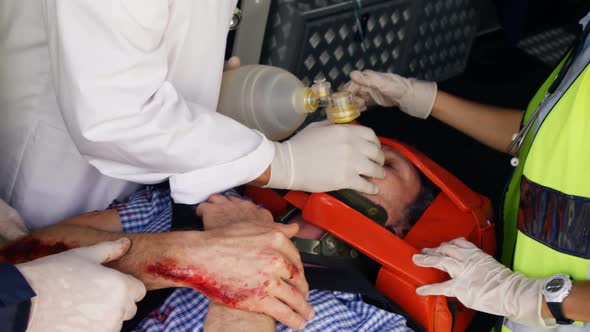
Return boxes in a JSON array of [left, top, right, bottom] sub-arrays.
[[345, 70, 437, 119], [17, 238, 147, 332], [412, 238, 556, 328], [266, 120, 385, 195], [0, 199, 28, 242]]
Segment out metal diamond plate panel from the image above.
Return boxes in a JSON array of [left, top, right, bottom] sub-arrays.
[[517, 28, 576, 67], [295, 2, 413, 89], [261, 0, 480, 88], [406, 0, 479, 81]]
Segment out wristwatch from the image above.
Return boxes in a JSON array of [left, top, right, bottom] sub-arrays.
[[541, 274, 574, 324]]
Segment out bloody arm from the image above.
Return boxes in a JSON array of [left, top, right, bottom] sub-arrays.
[[0, 219, 205, 291], [0, 204, 311, 330]]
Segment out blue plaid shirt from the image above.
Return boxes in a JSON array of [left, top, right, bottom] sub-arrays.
[[110, 186, 413, 332]]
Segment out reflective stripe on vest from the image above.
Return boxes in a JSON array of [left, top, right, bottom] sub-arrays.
[[501, 37, 590, 331], [502, 319, 589, 332]]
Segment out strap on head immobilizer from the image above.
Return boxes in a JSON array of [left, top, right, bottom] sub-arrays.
[[281, 189, 388, 258]]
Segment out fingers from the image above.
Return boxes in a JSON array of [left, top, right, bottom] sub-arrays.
[[75, 238, 131, 264], [448, 237, 477, 249], [122, 302, 139, 322], [196, 194, 231, 217], [257, 296, 309, 330], [272, 222, 299, 239], [354, 96, 368, 112], [350, 70, 384, 90], [345, 124, 381, 148], [270, 231, 305, 276], [207, 194, 231, 204], [347, 175, 379, 195], [195, 203, 209, 217], [356, 140, 386, 167], [277, 257, 308, 296], [349, 70, 367, 85], [343, 80, 362, 94], [121, 273, 147, 302], [119, 277, 144, 321], [224, 56, 241, 71], [422, 244, 464, 261], [356, 156, 385, 179], [360, 70, 386, 89], [271, 280, 314, 322], [421, 238, 477, 261], [416, 280, 455, 297], [412, 253, 461, 276]]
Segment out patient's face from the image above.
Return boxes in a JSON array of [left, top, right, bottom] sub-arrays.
[[361, 145, 421, 237], [294, 145, 421, 239]]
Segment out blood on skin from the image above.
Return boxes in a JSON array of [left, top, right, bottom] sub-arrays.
[[270, 256, 300, 280], [147, 259, 267, 308], [0, 236, 73, 264], [286, 259, 299, 279]]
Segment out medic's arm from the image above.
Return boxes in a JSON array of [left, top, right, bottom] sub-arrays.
[[430, 91, 524, 154], [542, 281, 590, 323], [44, 0, 273, 204]]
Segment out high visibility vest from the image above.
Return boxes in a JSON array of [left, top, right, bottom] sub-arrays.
[[499, 42, 590, 331]]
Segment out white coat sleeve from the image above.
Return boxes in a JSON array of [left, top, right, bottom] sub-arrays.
[[43, 0, 274, 204]]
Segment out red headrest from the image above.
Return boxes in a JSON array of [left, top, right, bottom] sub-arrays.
[[244, 137, 496, 332]]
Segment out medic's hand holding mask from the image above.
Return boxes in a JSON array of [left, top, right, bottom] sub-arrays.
[[266, 120, 386, 195], [345, 70, 437, 119], [17, 239, 146, 332]]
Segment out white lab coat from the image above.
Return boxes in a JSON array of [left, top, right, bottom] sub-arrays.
[[0, 0, 274, 230]]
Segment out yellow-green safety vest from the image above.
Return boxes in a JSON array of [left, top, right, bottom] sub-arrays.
[[499, 40, 590, 331]]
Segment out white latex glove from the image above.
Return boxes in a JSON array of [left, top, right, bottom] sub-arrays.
[[345, 70, 437, 119], [266, 120, 385, 195], [0, 199, 28, 242], [17, 238, 147, 332], [412, 238, 556, 328]]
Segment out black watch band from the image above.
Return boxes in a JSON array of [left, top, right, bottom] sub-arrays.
[[547, 302, 574, 325]]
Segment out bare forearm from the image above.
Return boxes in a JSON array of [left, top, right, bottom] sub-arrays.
[[0, 223, 201, 290], [205, 303, 274, 332], [542, 281, 590, 323], [431, 91, 524, 154]]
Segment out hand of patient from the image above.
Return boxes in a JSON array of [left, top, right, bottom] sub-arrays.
[[152, 194, 313, 331]]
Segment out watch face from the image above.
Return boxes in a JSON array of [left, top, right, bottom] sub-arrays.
[[545, 278, 565, 293]]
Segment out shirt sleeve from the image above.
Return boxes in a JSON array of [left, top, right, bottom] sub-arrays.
[[44, 0, 274, 204], [108, 186, 174, 234], [0, 264, 35, 332]]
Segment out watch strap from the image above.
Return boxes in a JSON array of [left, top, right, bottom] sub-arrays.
[[547, 302, 574, 325]]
